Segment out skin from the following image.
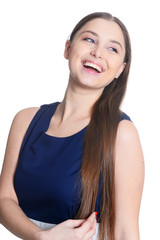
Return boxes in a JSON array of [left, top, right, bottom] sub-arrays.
[[0, 18, 144, 240]]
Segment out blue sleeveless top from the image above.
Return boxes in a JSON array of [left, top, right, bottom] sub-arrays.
[[14, 102, 131, 224]]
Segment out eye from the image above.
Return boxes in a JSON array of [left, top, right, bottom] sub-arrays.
[[84, 38, 95, 43], [109, 47, 118, 53]]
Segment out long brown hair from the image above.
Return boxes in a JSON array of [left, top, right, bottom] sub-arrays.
[[70, 12, 131, 240]]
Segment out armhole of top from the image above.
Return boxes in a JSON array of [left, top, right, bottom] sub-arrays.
[[19, 102, 59, 155], [19, 105, 47, 155]]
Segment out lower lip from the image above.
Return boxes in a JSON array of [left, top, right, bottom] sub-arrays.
[[82, 65, 101, 76]]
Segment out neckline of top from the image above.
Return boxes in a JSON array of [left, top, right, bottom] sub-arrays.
[[43, 126, 88, 139], [43, 102, 89, 139]]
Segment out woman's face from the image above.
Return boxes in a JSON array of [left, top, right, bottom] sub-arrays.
[[64, 18, 126, 91]]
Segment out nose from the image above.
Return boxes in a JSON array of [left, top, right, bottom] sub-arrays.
[[90, 45, 103, 59]]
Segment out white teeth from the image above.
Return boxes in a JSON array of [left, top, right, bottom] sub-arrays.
[[83, 61, 102, 73]]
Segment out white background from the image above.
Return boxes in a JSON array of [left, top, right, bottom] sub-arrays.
[[0, 0, 159, 239]]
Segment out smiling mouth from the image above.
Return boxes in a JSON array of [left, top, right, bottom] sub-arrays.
[[83, 61, 103, 73]]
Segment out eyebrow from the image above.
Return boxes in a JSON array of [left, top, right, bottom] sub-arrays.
[[80, 30, 123, 50], [109, 40, 123, 50], [80, 30, 98, 37]]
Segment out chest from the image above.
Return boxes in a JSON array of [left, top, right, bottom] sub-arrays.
[[14, 131, 85, 209]]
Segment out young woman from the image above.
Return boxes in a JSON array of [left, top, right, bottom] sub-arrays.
[[0, 12, 144, 240]]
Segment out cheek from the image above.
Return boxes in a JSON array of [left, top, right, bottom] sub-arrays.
[[68, 53, 80, 74], [70, 42, 89, 57], [68, 46, 85, 69], [103, 62, 123, 83], [69, 48, 80, 63], [108, 59, 124, 73]]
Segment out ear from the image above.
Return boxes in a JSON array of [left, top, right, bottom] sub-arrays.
[[115, 62, 126, 79], [64, 40, 71, 59]]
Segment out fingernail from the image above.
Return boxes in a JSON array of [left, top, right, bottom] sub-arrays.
[[95, 212, 98, 220]]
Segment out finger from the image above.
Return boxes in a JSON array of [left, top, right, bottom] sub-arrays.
[[84, 220, 97, 240], [76, 213, 96, 237], [87, 237, 93, 240], [86, 212, 96, 223], [66, 219, 86, 228], [83, 223, 97, 240]]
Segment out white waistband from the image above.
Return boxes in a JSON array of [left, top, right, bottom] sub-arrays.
[[30, 218, 56, 230], [30, 218, 99, 239]]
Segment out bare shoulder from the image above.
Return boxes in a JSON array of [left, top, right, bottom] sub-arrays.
[[16, 107, 40, 117], [12, 107, 40, 134], [117, 120, 139, 143], [116, 119, 144, 164]]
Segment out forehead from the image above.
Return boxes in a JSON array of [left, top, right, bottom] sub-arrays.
[[76, 18, 125, 46]]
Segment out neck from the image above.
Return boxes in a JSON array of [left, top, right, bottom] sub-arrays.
[[57, 77, 104, 123]]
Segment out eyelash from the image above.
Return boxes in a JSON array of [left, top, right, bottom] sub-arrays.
[[109, 47, 118, 53], [84, 38, 95, 43]]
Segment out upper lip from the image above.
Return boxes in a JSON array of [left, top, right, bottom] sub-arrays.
[[82, 59, 104, 73]]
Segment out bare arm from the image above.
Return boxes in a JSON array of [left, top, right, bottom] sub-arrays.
[[0, 108, 43, 239], [0, 108, 96, 240], [114, 120, 144, 240]]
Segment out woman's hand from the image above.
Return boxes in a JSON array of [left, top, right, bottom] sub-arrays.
[[35, 212, 97, 240]]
